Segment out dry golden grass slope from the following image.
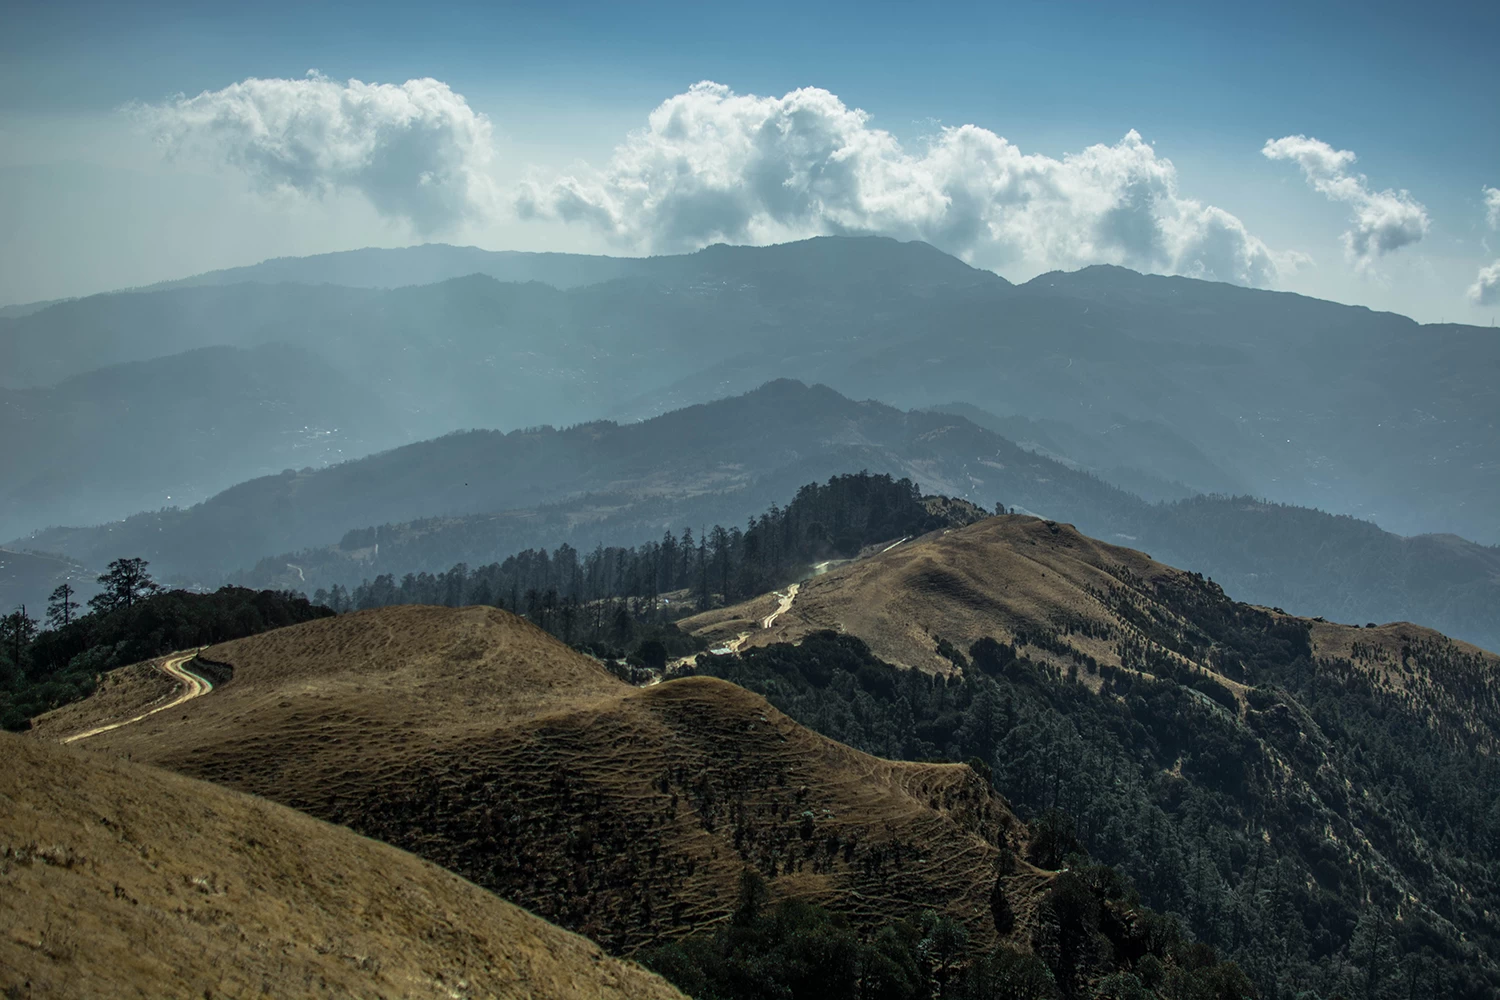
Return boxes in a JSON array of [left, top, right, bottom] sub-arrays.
[[0, 733, 683, 1000], [686, 515, 1190, 676], [41, 606, 1039, 955], [28, 659, 179, 742], [684, 514, 1500, 694]]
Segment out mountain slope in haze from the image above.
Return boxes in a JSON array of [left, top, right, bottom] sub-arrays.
[[0, 547, 93, 618], [138, 235, 1004, 297], [0, 238, 1000, 541], [49, 605, 1033, 955], [605, 255, 1500, 544], [15, 380, 1141, 586], [1137, 495, 1500, 651], [0, 237, 997, 437], [0, 297, 69, 319], [15, 380, 1499, 653], [929, 401, 1251, 501], [0, 732, 685, 1000], [0, 344, 403, 539], [148, 243, 646, 292], [1008, 266, 1500, 541], [6, 235, 1493, 543], [684, 515, 1500, 996]]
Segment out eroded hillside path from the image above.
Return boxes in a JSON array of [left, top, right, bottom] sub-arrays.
[[723, 581, 802, 653], [760, 582, 800, 630], [62, 650, 213, 744], [656, 583, 804, 682]]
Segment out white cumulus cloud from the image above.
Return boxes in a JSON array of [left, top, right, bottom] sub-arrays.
[[133, 71, 498, 234], [518, 82, 1289, 287], [1262, 135, 1429, 266], [1485, 186, 1500, 231], [1470, 261, 1500, 306]]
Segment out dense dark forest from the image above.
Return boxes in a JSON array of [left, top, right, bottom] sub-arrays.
[[688, 621, 1500, 1000], [642, 868, 1256, 1000], [0, 559, 332, 730], [318, 473, 985, 656]]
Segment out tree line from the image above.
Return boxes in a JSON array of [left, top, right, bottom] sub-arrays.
[[1, 557, 332, 731], [317, 473, 987, 656]]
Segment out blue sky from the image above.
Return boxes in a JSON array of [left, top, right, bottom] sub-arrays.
[[2, 0, 1497, 321]]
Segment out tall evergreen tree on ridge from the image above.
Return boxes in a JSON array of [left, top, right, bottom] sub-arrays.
[[2, 606, 39, 670], [88, 557, 162, 615], [46, 582, 79, 630]]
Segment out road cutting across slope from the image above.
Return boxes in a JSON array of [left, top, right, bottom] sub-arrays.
[[761, 582, 800, 629], [62, 650, 213, 744], [656, 583, 805, 682], [714, 584, 803, 656]]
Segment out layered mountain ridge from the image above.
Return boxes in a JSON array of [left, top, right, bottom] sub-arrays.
[[3, 236, 1495, 546], [11, 380, 1499, 653]]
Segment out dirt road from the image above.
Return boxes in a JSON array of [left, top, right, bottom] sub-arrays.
[[62, 650, 213, 744], [760, 583, 800, 630], [655, 582, 805, 683]]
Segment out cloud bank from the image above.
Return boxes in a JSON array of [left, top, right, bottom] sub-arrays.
[[518, 82, 1288, 287], [134, 72, 497, 234], [1262, 135, 1429, 267]]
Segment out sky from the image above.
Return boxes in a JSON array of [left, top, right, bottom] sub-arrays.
[[2, 0, 1497, 323]]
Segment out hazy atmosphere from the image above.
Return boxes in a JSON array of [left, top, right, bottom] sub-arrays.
[[4, 3, 1499, 999]]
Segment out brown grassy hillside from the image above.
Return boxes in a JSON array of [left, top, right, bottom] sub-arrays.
[[685, 515, 1195, 676], [45, 606, 1041, 954], [0, 733, 683, 1000], [685, 513, 1499, 692], [675, 515, 1500, 994], [28, 659, 178, 742]]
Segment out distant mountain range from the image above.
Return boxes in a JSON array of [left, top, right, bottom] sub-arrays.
[[2, 237, 1493, 547], [14, 380, 1138, 580], [927, 401, 1251, 501], [12, 380, 1498, 653], [0, 344, 399, 538]]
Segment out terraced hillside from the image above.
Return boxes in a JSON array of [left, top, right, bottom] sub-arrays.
[[0, 733, 684, 1000], [44, 606, 1040, 954]]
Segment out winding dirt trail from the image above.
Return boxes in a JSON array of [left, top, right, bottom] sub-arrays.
[[655, 582, 805, 683], [760, 583, 800, 630], [62, 649, 213, 744], [714, 583, 803, 655]]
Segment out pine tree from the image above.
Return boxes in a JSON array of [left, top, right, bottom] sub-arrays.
[[2, 606, 39, 669], [88, 557, 162, 615], [46, 582, 79, 629]]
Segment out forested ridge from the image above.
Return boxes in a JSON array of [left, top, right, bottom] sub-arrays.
[[643, 868, 1257, 1000], [686, 614, 1500, 998], [314, 473, 987, 648], [14, 378, 1498, 655]]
